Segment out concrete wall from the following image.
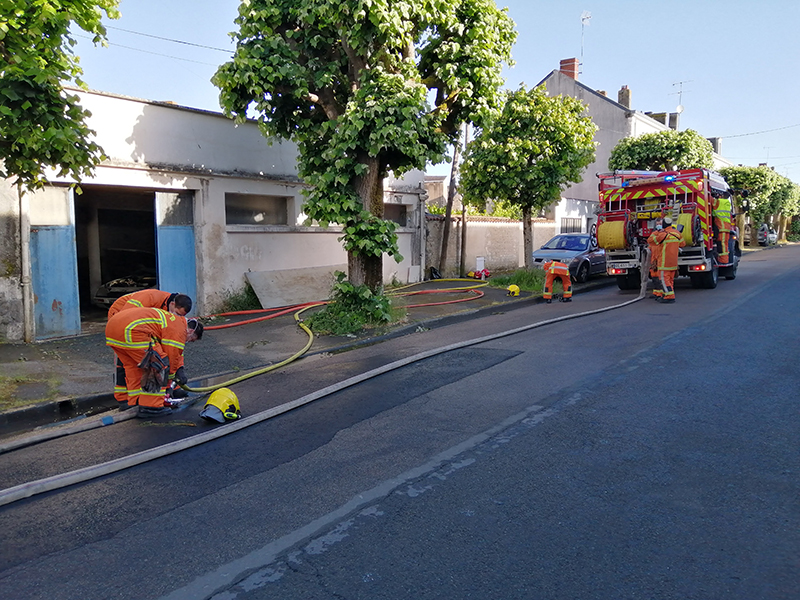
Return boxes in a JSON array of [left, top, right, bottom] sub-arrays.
[[426, 216, 556, 277], [43, 90, 424, 316]]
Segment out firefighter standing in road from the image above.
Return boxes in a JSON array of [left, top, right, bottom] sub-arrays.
[[712, 195, 734, 265], [542, 259, 572, 303], [108, 290, 193, 405], [651, 217, 686, 303], [105, 307, 202, 417], [646, 219, 664, 300]]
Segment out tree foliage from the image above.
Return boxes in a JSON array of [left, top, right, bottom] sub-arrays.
[[213, 0, 516, 289], [608, 129, 713, 172], [720, 165, 800, 240], [0, 0, 120, 190], [459, 85, 597, 268]]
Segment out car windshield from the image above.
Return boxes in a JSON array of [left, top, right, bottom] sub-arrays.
[[541, 235, 589, 251]]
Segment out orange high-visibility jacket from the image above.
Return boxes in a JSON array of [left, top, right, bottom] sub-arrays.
[[712, 197, 733, 233], [646, 231, 663, 273], [105, 307, 187, 373], [108, 289, 173, 319], [653, 227, 686, 271], [543, 260, 570, 276]]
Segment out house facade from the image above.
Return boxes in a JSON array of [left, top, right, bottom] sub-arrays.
[[539, 59, 732, 237], [0, 89, 427, 341]]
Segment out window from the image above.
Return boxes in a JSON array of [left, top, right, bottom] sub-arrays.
[[560, 217, 582, 233], [225, 193, 289, 225], [384, 204, 408, 227]]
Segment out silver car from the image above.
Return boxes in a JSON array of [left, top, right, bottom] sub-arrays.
[[531, 233, 606, 283]]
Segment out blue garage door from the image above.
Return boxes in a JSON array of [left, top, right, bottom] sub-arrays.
[[155, 192, 197, 314], [30, 224, 81, 340]]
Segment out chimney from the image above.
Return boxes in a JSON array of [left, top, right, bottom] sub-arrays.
[[559, 58, 579, 80], [597, 90, 607, 97], [618, 85, 631, 108], [707, 137, 721, 154]]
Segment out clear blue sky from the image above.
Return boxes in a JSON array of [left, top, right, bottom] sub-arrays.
[[73, 0, 800, 184]]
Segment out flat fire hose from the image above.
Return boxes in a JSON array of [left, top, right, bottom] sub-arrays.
[[0, 277, 649, 508]]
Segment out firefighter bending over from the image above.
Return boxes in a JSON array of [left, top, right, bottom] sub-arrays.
[[542, 260, 572, 303], [649, 217, 686, 304], [107, 290, 194, 406], [105, 307, 203, 417], [647, 219, 664, 300]]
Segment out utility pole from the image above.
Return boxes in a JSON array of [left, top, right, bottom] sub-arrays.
[[459, 124, 470, 277]]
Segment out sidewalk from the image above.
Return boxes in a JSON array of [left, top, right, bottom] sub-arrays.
[[0, 278, 620, 437]]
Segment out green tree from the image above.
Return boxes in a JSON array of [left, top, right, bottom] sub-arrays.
[[0, 0, 120, 190], [765, 175, 800, 240], [719, 165, 779, 238], [459, 86, 597, 268], [608, 129, 714, 172], [213, 0, 516, 291]]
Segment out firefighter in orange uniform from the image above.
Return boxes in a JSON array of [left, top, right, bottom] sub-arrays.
[[542, 260, 573, 303], [651, 217, 686, 303], [646, 219, 664, 300], [108, 289, 192, 319], [105, 307, 202, 417], [711, 195, 734, 265], [108, 290, 193, 406]]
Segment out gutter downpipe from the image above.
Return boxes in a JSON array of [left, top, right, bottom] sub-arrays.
[[18, 184, 34, 342]]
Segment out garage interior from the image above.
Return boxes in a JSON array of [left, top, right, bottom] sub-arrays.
[[74, 186, 157, 323]]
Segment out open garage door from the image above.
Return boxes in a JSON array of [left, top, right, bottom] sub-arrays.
[[29, 186, 81, 339]]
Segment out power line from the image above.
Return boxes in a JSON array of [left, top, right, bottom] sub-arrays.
[[106, 25, 234, 54], [75, 34, 222, 66], [722, 123, 800, 138]]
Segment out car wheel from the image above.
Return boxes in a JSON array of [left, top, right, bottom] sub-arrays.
[[575, 262, 590, 283]]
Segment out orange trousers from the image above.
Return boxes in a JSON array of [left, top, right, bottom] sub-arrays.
[[544, 272, 572, 300], [717, 230, 730, 264], [658, 269, 677, 300], [113, 346, 168, 408]]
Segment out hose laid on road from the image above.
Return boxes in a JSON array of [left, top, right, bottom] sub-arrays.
[[0, 283, 487, 453], [181, 305, 320, 394], [0, 274, 648, 508]]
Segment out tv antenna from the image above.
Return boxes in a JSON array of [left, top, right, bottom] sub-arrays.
[[670, 80, 692, 113], [580, 11, 591, 61]]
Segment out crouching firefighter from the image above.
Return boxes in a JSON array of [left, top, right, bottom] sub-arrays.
[[105, 307, 203, 417], [542, 260, 572, 303]]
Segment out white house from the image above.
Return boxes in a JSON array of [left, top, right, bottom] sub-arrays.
[[538, 58, 732, 236], [0, 89, 427, 341]]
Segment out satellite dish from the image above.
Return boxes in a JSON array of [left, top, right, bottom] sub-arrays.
[[675, 104, 684, 114]]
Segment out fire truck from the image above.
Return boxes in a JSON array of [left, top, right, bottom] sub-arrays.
[[595, 168, 740, 291]]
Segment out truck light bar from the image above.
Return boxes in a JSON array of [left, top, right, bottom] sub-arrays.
[[622, 174, 678, 188]]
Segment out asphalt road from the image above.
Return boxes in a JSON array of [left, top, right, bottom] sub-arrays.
[[0, 247, 798, 600]]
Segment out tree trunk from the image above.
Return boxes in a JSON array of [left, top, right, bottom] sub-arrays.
[[439, 129, 462, 274], [349, 155, 384, 291], [522, 205, 533, 269]]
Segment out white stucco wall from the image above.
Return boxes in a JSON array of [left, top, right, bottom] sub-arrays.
[[71, 88, 300, 178], [36, 90, 425, 314]]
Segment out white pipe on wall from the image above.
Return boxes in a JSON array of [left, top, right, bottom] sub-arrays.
[[17, 185, 33, 342]]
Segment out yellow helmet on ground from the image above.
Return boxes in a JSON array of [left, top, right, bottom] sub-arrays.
[[506, 285, 520, 297], [200, 388, 241, 423]]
